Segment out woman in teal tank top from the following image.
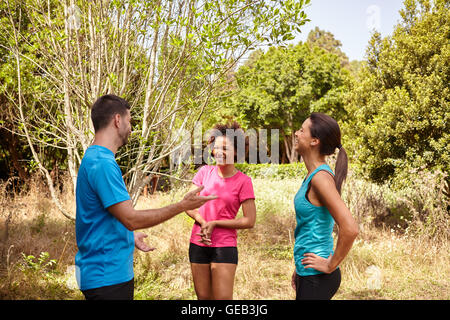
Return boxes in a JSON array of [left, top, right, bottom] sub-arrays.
[[291, 113, 359, 300]]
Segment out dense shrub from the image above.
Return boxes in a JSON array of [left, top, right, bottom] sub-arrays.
[[235, 162, 307, 179]]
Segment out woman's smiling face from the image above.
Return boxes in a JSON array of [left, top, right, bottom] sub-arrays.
[[212, 135, 235, 165], [294, 118, 315, 153]]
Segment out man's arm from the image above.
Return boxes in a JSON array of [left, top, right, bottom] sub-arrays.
[[134, 231, 155, 252], [107, 186, 216, 231]]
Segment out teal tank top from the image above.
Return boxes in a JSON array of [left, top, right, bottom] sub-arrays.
[[293, 164, 336, 276]]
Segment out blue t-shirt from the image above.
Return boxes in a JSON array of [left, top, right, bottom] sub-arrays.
[[75, 145, 134, 290], [293, 164, 336, 276]]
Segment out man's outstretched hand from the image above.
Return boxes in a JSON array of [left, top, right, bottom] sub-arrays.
[[181, 185, 217, 211], [134, 232, 155, 252]]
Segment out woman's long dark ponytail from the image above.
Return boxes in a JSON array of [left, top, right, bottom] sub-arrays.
[[334, 146, 348, 194], [309, 112, 348, 194]]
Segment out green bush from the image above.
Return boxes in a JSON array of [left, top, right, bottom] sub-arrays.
[[235, 162, 307, 179], [344, 1, 450, 183]]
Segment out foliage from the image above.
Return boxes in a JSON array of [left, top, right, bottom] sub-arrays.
[[235, 162, 307, 179], [207, 40, 350, 163], [343, 0, 450, 184], [20, 251, 56, 273], [0, 0, 57, 180], [306, 26, 350, 68], [0, 0, 311, 217]]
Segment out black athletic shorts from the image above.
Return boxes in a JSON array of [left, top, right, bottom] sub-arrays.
[[189, 242, 238, 264], [295, 268, 341, 300], [81, 278, 134, 300]]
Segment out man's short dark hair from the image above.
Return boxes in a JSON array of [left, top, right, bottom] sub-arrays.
[[91, 94, 131, 132]]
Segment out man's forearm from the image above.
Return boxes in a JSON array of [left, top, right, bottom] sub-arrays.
[[130, 202, 185, 230], [109, 185, 215, 231]]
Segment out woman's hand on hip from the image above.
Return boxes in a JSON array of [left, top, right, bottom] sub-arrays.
[[301, 253, 334, 274]]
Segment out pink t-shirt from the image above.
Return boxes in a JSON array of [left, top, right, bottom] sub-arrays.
[[190, 165, 255, 247]]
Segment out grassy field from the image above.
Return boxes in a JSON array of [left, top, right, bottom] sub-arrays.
[[0, 174, 448, 300]]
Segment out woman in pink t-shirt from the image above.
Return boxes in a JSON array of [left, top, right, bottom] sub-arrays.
[[185, 122, 256, 300]]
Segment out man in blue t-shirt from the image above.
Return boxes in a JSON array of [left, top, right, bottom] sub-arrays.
[[75, 94, 216, 300]]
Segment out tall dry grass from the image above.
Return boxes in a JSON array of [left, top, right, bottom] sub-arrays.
[[0, 167, 448, 300], [0, 174, 82, 299]]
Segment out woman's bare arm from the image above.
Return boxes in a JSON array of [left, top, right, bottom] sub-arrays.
[[184, 184, 208, 225], [301, 171, 359, 273], [200, 199, 256, 244]]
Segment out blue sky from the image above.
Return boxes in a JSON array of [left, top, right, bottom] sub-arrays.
[[293, 0, 405, 61]]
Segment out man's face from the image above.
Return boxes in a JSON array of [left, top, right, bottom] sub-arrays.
[[118, 109, 132, 147]]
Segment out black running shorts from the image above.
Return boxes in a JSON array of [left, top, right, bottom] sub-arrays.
[[81, 278, 134, 300], [189, 242, 238, 264]]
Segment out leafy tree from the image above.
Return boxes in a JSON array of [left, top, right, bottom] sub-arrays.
[[306, 26, 364, 78], [0, 0, 62, 183], [1, 0, 311, 218], [220, 41, 349, 163], [306, 26, 350, 68], [343, 0, 449, 184]]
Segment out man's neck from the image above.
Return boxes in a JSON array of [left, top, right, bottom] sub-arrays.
[[92, 131, 120, 155]]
